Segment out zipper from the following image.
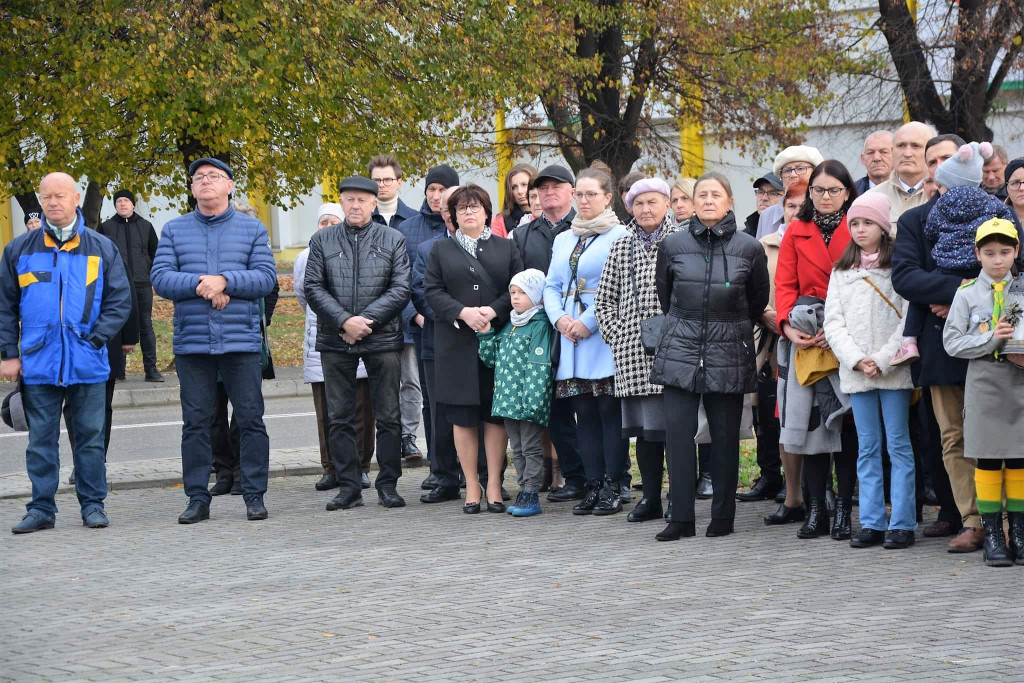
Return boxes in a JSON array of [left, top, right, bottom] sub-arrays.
[[56, 250, 66, 386], [697, 230, 713, 392], [351, 231, 360, 344]]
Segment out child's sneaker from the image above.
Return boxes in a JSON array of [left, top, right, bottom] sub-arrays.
[[511, 492, 542, 517], [891, 341, 919, 366], [507, 491, 525, 515]]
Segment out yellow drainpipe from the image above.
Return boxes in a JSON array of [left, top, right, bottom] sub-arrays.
[[903, 0, 917, 123], [0, 196, 11, 249], [679, 88, 705, 178], [496, 109, 512, 208]]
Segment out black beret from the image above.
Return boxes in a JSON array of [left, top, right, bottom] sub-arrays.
[[112, 189, 136, 206], [188, 157, 234, 179], [337, 176, 379, 196], [531, 165, 575, 189]]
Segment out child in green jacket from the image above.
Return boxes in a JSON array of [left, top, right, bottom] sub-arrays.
[[477, 269, 553, 517]]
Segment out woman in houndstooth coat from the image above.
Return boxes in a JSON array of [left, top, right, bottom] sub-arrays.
[[595, 178, 680, 523]]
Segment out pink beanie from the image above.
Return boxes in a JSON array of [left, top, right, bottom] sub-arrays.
[[847, 192, 892, 234]]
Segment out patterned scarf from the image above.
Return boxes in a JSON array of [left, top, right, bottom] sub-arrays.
[[812, 209, 844, 246], [634, 215, 672, 252], [455, 226, 492, 257]]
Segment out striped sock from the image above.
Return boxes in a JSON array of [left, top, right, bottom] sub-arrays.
[[975, 468, 1004, 515], [1005, 468, 1024, 513]]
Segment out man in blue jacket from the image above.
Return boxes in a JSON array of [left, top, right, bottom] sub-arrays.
[[151, 158, 277, 524], [0, 172, 132, 534]]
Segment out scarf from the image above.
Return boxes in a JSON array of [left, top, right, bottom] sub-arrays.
[[510, 305, 543, 327], [632, 215, 672, 252], [812, 209, 844, 246], [571, 208, 620, 238], [859, 251, 880, 269], [455, 226, 491, 257]]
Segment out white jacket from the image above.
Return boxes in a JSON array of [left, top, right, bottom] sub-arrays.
[[823, 266, 912, 394], [293, 247, 366, 384]]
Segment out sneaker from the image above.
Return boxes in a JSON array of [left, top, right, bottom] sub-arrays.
[[511, 492, 543, 517], [507, 491, 526, 515], [890, 342, 919, 366]]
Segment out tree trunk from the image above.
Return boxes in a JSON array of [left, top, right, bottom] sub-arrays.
[[81, 181, 103, 229]]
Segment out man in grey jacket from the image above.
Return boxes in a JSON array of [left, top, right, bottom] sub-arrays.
[[303, 176, 412, 511]]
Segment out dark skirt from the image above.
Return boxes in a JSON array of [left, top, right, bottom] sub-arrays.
[[621, 395, 665, 442], [440, 364, 503, 427]]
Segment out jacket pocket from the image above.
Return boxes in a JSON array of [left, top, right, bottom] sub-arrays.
[[20, 324, 52, 356]]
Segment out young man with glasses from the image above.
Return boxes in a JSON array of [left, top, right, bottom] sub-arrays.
[[369, 154, 417, 230], [151, 158, 277, 525], [754, 145, 825, 239]]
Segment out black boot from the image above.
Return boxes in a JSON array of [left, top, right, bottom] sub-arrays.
[[831, 497, 852, 540], [1007, 512, 1024, 565], [572, 481, 602, 515], [981, 513, 1014, 567], [593, 480, 623, 516], [209, 478, 233, 496], [656, 521, 695, 541], [695, 472, 713, 500], [705, 519, 734, 537], [797, 499, 830, 539]]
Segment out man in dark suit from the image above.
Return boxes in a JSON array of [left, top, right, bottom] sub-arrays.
[[854, 130, 894, 195]]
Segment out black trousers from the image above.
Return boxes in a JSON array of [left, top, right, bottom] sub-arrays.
[[322, 351, 402, 492], [413, 333, 432, 461], [135, 285, 157, 374], [635, 437, 665, 501], [574, 393, 628, 484], [664, 388, 744, 522], [211, 382, 240, 484], [549, 397, 585, 488], [423, 358, 459, 488], [753, 372, 782, 479]]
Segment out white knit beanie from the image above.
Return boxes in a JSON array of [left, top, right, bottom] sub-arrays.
[[509, 268, 546, 307], [316, 202, 344, 226]]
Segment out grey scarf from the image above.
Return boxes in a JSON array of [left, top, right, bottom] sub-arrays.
[[455, 226, 492, 257]]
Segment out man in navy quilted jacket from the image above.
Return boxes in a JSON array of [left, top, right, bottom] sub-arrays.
[[151, 158, 277, 524]]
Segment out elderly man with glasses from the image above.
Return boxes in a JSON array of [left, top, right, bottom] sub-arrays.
[[151, 158, 277, 525]]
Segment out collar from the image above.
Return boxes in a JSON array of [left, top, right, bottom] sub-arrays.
[[895, 172, 924, 195], [542, 209, 573, 230], [976, 269, 1012, 288], [195, 204, 235, 225], [689, 211, 738, 238]]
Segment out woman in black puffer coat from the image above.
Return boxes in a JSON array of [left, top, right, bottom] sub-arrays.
[[651, 172, 770, 541]]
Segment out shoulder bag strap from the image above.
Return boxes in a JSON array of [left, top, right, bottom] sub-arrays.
[[861, 276, 902, 318]]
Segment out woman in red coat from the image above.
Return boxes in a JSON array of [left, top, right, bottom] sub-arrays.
[[770, 160, 860, 539]]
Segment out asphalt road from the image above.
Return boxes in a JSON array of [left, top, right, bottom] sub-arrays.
[[0, 396, 324, 476]]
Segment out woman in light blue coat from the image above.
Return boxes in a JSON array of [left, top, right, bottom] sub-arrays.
[[544, 168, 630, 516]]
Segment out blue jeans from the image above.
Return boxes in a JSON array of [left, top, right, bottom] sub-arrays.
[[23, 382, 107, 521], [850, 389, 917, 531], [176, 353, 269, 503]]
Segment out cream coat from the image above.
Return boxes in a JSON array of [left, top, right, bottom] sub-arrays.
[[823, 265, 913, 394]]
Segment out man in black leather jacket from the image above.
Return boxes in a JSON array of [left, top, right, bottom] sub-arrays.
[[303, 176, 412, 511]]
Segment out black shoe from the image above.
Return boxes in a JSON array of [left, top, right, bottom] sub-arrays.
[[593, 482, 623, 516], [695, 472, 713, 500], [326, 489, 364, 511], [774, 488, 786, 504], [1008, 512, 1024, 565], [705, 519, 734, 537], [177, 499, 210, 524], [981, 513, 1014, 567], [314, 473, 339, 491], [627, 497, 664, 523], [850, 528, 885, 548], [923, 485, 939, 507], [632, 480, 644, 491], [548, 482, 585, 502], [831, 497, 852, 540], [377, 487, 406, 508], [656, 521, 695, 541], [619, 482, 632, 504], [245, 495, 268, 521], [144, 369, 165, 382], [420, 486, 460, 504], [501, 486, 511, 502], [361, 472, 371, 489], [796, 499, 830, 538], [463, 502, 481, 514], [230, 481, 242, 495], [736, 475, 785, 502], [883, 529, 915, 549], [487, 500, 507, 513], [401, 435, 422, 460], [421, 473, 440, 490], [209, 479, 233, 496], [763, 503, 805, 525], [572, 481, 602, 515]]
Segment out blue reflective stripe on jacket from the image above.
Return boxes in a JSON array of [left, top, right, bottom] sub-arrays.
[[0, 209, 132, 385]]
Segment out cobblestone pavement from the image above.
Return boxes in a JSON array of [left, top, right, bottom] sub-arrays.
[[2, 474, 1023, 682]]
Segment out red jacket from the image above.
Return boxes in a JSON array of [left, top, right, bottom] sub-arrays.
[[774, 216, 851, 328]]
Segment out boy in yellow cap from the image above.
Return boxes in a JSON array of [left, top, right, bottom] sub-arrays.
[[942, 217, 1024, 566]]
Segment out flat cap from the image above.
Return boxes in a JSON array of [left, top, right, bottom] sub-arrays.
[[337, 176, 379, 196], [753, 172, 783, 191], [188, 158, 234, 179], [531, 165, 575, 189]]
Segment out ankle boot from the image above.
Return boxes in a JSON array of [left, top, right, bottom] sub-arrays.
[[572, 480, 602, 515], [1007, 512, 1024, 565], [981, 513, 1014, 567], [593, 480, 623, 516], [797, 499, 831, 539], [656, 521, 695, 541], [540, 457, 553, 492], [831, 497, 852, 540]]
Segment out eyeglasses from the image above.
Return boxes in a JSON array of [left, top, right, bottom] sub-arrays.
[[373, 177, 398, 186], [455, 203, 483, 215], [809, 186, 846, 197], [780, 164, 813, 177], [192, 172, 227, 183], [1009, 180, 1024, 191], [754, 189, 783, 198], [573, 191, 603, 202]]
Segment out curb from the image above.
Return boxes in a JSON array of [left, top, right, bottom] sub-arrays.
[[112, 378, 311, 409]]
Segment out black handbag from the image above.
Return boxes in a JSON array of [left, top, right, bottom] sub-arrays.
[[630, 238, 665, 355]]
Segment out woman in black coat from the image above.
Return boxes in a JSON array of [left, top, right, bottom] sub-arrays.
[[425, 184, 523, 513], [651, 172, 770, 541]]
